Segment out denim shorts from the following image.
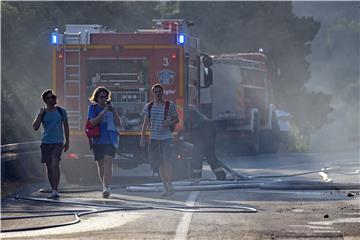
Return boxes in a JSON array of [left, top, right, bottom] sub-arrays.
[[148, 139, 174, 170]]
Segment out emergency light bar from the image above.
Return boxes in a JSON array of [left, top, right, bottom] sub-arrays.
[[51, 32, 58, 45], [177, 33, 185, 45]]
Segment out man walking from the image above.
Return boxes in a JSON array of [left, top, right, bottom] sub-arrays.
[[140, 84, 179, 196], [33, 89, 69, 199], [187, 105, 226, 180]]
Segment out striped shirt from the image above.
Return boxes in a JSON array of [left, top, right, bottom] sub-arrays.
[[143, 101, 178, 140]]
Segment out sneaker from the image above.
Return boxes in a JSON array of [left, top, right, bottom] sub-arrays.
[[160, 183, 174, 197], [47, 191, 60, 199], [167, 183, 175, 196], [53, 191, 60, 199], [160, 183, 169, 197], [102, 187, 111, 198], [215, 171, 226, 181], [160, 190, 169, 197]]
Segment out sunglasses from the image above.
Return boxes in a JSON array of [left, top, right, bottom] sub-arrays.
[[99, 96, 108, 99]]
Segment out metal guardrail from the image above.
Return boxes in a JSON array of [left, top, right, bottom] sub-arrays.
[[1, 141, 41, 162], [1, 141, 44, 181]]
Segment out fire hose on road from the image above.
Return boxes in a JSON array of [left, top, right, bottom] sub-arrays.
[[2, 158, 359, 233], [1, 196, 257, 233], [125, 159, 360, 192]]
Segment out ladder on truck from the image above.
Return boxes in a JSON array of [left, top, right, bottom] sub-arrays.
[[63, 32, 82, 130]]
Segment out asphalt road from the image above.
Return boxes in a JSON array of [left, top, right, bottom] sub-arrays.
[[1, 151, 359, 239]]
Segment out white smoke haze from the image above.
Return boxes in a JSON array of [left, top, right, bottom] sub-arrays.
[[293, 1, 359, 152], [211, 63, 245, 120]]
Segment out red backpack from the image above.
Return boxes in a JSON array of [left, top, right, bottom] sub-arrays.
[[85, 105, 101, 148], [85, 120, 100, 138]]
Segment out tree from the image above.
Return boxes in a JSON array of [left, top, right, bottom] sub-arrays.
[[294, 2, 359, 150]]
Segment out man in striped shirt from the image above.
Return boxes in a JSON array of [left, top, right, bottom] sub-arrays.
[[140, 84, 179, 196]]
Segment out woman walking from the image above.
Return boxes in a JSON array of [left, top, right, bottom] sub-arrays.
[[88, 86, 121, 198]]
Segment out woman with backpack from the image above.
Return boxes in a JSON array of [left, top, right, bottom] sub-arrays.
[[87, 86, 121, 198]]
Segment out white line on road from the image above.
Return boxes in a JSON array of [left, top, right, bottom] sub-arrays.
[[174, 191, 199, 240]]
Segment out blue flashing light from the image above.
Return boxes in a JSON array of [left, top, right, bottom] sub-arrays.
[[51, 32, 58, 45], [178, 33, 185, 44]]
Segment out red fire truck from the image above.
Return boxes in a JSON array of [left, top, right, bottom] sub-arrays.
[[50, 20, 206, 182], [200, 52, 280, 155]]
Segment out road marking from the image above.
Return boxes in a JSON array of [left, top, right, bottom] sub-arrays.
[[174, 191, 199, 240], [292, 208, 305, 213], [289, 225, 342, 236], [291, 224, 334, 230], [313, 230, 342, 233], [309, 217, 360, 225]]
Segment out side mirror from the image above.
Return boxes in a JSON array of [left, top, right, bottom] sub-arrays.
[[204, 67, 213, 88], [202, 54, 213, 68], [201, 53, 213, 88]]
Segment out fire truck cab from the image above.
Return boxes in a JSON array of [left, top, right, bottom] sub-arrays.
[[51, 20, 204, 182]]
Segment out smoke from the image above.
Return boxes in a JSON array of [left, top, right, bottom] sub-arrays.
[[211, 63, 245, 120], [293, 2, 359, 152]]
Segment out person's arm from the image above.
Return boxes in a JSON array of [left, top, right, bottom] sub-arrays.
[[33, 108, 45, 131], [63, 120, 70, 152], [89, 105, 105, 126], [164, 115, 179, 127], [140, 103, 150, 148], [140, 115, 149, 148], [172, 115, 179, 124], [163, 102, 179, 127], [62, 109, 70, 152], [113, 111, 121, 128]]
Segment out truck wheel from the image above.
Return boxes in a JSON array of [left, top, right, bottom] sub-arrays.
[[247, 116, 260, 155], [173, 157, 191, 180], [215, 138, 232, 157], [260, 112, 280, 153], [189, 144, 204, 178], [247, 136, 260, 155], [173, 140, 197, 180], [260, 130, 279, 153]]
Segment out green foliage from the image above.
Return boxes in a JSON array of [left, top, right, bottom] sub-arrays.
[[288, 124, 309, 153]]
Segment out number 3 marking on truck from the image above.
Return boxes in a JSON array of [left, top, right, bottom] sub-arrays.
[[162, 58, 169, 67]]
